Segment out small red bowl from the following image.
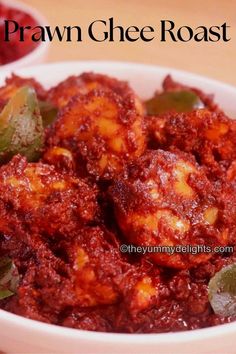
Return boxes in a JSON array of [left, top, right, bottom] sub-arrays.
[[0, 0, 49, 71]]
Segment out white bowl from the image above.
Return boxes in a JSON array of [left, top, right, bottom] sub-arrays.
[[0, 0, 49, 71], [0, 61, 236, 354]]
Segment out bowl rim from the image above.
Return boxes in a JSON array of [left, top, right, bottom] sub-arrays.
[[0, 0, 50, 70], [0, 60, 236, 343], [1, 59, 235, 94], [1, 307, 236, 344]]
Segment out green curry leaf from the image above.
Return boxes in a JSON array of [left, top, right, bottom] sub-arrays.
[[0, 257, 19, 300], [0, 86, 44, 163], [39, 100, 58, 128], [146, 90, 204, 115], [209, 263, 236, 317]]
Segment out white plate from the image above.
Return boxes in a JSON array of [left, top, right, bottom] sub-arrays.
[[0, 61, 236, 354]]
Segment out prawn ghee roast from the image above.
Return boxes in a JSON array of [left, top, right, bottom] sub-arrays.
[[0, 72, 236, 333]]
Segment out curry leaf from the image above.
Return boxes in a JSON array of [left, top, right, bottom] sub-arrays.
[[0, 257, 19, 300], [39, 100, 58, 127], [0, 86, 44, 163], [146, 90, 204, 115], [209, 263, 236, 317]]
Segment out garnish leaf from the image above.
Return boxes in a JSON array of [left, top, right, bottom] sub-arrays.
[[0, 86, 44, 163], [39, 100, 58, 127], [0, 257, 19, 300], [209, 263, 236, 317], [146, 90, 204, 115]]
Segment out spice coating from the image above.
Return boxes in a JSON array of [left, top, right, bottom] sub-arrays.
[[0, 72, 236, 333]]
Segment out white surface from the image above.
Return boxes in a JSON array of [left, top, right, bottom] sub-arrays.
[[0, 0, 49, 71], [0, 61, 236, 354]]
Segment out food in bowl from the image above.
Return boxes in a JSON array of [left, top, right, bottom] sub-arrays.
[[0, 2, 40, 65], [0, 71, 236, 334]]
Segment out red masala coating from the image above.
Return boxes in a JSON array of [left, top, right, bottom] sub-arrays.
[[115, 252, 236, 333], [67, 227, 160, 314], [213, 178, 236, 244], [47, 72, 144, 115], [0, 155, 97, 238], [110, 149, 228, 269], [60, 251, 236, 333], [2, 231, 236, 332], [68, 226, 127, 307], [147, 109, 236, 178], [0, 226, 161, 329], [2, 237, 79, 323], [43, 146, 76, 175], [61, 306, 116, 332], [47, 89, 146, 180], [0, 73, 236, 334]]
